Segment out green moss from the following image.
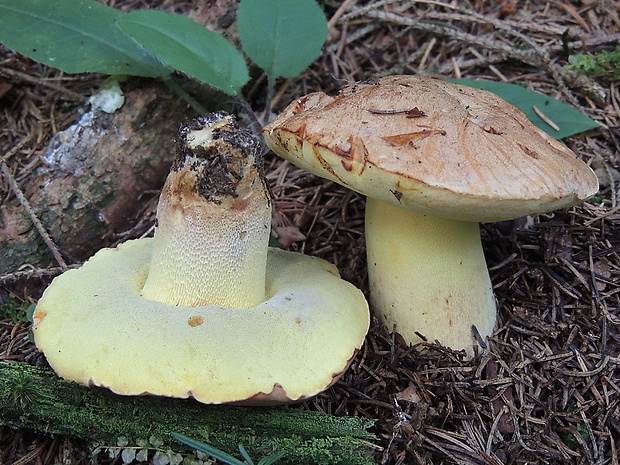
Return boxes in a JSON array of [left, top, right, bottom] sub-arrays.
[[567, 43, 620, 79], [0, 295, 35, 323], [0, 361, 377, 465]]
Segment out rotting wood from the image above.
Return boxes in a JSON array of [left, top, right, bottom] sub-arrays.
[[0, 80, 193, 275]]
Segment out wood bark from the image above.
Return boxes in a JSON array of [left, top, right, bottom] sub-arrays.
[[0, 361, 376, 465], [0, 80, 193, 275]]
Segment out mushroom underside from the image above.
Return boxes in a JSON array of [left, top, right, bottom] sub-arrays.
[[33, 238, 369, 404]]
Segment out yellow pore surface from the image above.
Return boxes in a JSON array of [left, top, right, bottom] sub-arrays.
[[33, 239, 370, 404]]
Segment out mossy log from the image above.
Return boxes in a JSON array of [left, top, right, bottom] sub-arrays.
[[0, 361, 377, 464]]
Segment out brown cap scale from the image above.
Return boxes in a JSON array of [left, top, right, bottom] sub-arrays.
[[263, 75, 598, 357]]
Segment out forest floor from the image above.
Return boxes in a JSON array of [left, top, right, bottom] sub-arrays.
[[1, 0, 619, 464]]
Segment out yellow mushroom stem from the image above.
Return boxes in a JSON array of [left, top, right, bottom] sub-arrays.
[[365, 197, 497, 357], [140, 113, 271, 308]]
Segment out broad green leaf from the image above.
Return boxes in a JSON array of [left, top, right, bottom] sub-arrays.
[[446, 79, 599, 139], [118, 11, 249, 96], [0, 0, 168, 77], [237, 0, 328, 78]]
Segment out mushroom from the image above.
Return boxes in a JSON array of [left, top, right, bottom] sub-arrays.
[[33, 112, 369, 404], [262, 75, 599, 358]]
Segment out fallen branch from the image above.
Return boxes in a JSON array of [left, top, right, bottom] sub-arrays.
[[0, 361, 377, 465]]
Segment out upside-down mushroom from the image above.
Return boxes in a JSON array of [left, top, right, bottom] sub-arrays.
[[263, 75, 598, 358], [33, 112, 370, 404]]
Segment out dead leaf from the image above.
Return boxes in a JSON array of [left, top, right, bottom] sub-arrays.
[[396, 383, 422, 403], [272, 225, 306, 248], [0, 81, 13, 99]]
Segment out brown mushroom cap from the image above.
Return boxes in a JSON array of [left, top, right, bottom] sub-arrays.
[[263, 75, 598, 222]]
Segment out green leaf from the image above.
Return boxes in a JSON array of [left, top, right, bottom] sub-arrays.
[[446, 79, 599, 139], [118, 10, 249, 96], [26, 303, 37, 324], [237, 0, 328, 78], [257, 451, 287, 465], [238, 444, 255, 465], [171, 433, 247, 465], [0, 0, 168, 77], [0, 294, 32, 324]]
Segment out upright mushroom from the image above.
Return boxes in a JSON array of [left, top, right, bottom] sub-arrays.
[[33, 112, 369, 404], [263, 75, 598, 358]]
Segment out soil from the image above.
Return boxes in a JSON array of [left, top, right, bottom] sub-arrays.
[[1, 0, 619, 464]]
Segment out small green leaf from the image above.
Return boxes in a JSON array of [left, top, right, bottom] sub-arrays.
[[446, 79, 599, 139], [171, 433, 246, 465], [237, 0, 328, 78], [26, 304, 36, 324], [238, 444, 255, 465], [0, 0, 168, 77], [257, 451, 287, 465], [118, 10, 249, 96], [1, 294, 35, 324]]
